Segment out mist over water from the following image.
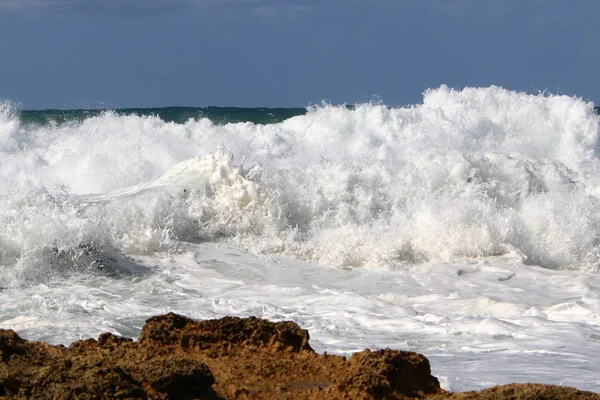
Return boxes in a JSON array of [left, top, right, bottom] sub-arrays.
[[1, 86, 600, 392]]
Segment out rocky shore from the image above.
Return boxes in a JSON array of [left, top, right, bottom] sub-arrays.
[[0, 313, 598, 399]]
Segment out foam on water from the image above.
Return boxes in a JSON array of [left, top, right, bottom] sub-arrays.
[[1, 86, 600, 391], [4, 85, 599, 274], [1, 242, 599, 391]]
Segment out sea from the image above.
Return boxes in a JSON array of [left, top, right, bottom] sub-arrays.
[[1, 85, 600, 392]]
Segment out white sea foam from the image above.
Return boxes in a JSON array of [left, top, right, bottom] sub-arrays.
[[1, 86, 600, 392], [5, 85, 598, 272]]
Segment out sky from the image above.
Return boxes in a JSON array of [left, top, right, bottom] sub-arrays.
[[0, 0, 598, 109]]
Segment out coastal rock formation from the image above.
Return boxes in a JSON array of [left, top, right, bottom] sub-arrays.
[[428, 384, 600, 400], [0, 325, 214, 399], [0, 313, 598, 399]]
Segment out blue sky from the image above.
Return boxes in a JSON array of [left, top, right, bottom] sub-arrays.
[[0, 0, 598, 109]]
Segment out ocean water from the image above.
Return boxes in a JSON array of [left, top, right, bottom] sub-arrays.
[[1, 85, 600, 392]]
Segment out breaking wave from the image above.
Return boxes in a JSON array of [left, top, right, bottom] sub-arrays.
[[1, 85, 600, 286]]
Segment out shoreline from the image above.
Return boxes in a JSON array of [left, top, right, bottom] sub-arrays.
[[1, 313, 598, 399]]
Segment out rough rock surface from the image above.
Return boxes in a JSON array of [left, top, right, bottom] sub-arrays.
[[429, 384, 600, 400], [0, 313, 598, 399]]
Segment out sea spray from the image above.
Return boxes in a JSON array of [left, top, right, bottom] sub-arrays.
[[1, 85, 599, 288], [2, 87, 600, 393]]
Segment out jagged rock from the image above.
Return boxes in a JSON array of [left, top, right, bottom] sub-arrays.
[[0, 330, 28, 363], [339, 349, 442, 398], [430, 383, 600, 399], [0, 313, 598, 399], [136, 313, 443, 399], [0, 328, 214, 399], [139, 313, 313, 354]]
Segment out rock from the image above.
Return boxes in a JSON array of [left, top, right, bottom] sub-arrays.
[[0, 328, 214, 399], [0, 330, 28, 363], [430, 383, 600, 399], [137, 313, 443, 399], [139, 313, 313, 354], [339, 349, 442, 398], [0, 313, 598, 399]]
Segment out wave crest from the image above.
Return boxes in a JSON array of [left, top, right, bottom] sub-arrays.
[[1, 86, 600, 281]]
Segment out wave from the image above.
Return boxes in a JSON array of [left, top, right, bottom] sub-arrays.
[[16, 106, 308, 126], [1, 85, 600, 285]]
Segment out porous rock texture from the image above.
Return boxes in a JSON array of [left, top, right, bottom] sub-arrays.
[[0, 313, 598, 399], [428, 384, 600, 400]]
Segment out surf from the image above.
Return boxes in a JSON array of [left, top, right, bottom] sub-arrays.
[[1, 85, 600, 284]]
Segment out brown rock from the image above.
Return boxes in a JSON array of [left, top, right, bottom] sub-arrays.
[[136, 313, 442, 399], [139, 313, 313, 354], [430, 383, 600, 399], [0, 313, 598, 399], [339, 349, 442, 398], [0, 327, 214, 399]]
